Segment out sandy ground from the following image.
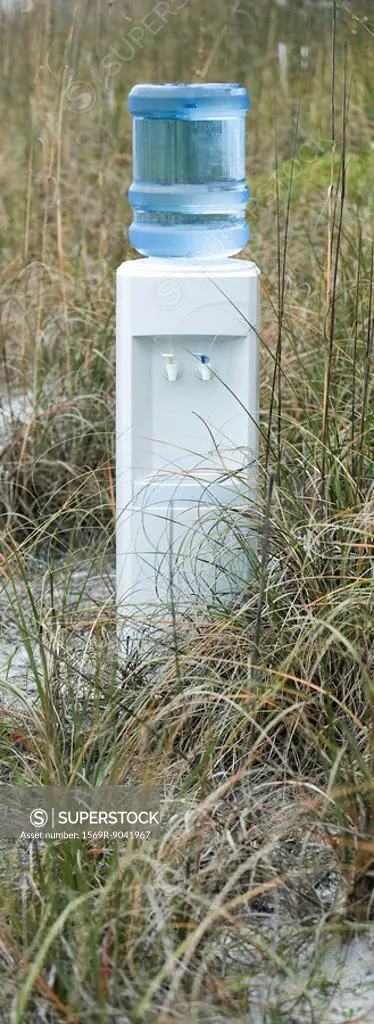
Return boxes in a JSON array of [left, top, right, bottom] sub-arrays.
[[248, 933, 374, 1021]]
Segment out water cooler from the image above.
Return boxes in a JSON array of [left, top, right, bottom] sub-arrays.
[[116, 84, 260, 616]]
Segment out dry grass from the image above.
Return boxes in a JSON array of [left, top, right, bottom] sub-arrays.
[[1, 0, 374, 1021]]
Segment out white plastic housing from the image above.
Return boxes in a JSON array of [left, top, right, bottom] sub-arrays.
[[116, 257, 260, 616]]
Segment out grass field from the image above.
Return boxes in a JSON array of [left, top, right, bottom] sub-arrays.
[[1, 1, 374, 1020]]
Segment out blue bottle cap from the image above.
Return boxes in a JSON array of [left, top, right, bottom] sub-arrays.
[[128, 83, 250, 120]]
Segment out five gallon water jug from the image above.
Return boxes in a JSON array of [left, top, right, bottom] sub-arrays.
[[128, 83, 250, 259]]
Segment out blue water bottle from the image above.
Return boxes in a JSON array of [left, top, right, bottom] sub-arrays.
[[128, 83, 250, 259]]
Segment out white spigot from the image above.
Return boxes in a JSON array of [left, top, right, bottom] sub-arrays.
[[195, 354, 213, 381], [162, 353, 179, 381]]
